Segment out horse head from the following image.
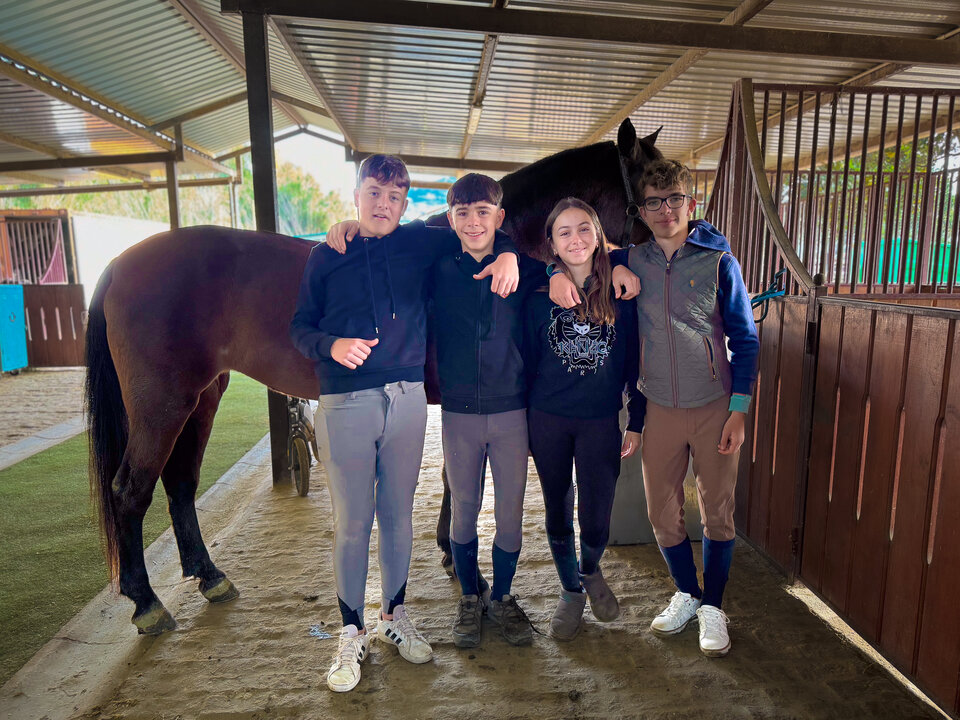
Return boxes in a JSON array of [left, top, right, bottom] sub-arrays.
[[611, 118, 663, 248]]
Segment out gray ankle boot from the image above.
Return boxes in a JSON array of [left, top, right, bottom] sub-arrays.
[[550, 589, 586, 641], [581, 567, 620, 622]]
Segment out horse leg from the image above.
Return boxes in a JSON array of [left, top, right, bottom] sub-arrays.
[[160, 374, 239, 603], [114, 391, 202, 635]]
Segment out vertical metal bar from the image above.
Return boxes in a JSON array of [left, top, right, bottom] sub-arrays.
[[803, 92, 822, 278], [788, 91, 804, 295], [867, 95, 891, 293], [850, 92, 871, 292], [881, 95, 906, 292], [835, 92, 855, 292], [771, 90, 788, 287], [820, 93, 838, 286], [950, 166, 960, 293], [898, 95, 922, 293], [242, 10, 288, 484], [166, 160, 180, 230], [933, 95, 955, 290], [916, 95, 938, 291]]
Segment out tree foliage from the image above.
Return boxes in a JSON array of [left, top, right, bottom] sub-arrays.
[[0, 156, 352, 236]]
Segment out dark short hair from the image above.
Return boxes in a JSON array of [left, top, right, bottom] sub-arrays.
[[447, 173, 503, 208], [357, 154, 410, 189], [639, 159, 693, 196]]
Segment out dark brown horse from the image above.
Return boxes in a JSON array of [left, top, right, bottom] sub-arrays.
[[85, 119, 660, 634]]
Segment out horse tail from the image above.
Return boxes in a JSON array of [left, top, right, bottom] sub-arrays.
[[84, 263, 125, 584]]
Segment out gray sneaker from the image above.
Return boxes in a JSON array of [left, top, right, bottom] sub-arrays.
[[452, 594, 483, 648], [488, 595, 533, 646], [550, 589, 586, 641]]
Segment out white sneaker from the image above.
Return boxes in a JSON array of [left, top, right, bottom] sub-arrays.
[[650, 591, 702, 637], [696, 604, 731, 657], [377, 605, 433, 664], [326, 625, 369, 693]]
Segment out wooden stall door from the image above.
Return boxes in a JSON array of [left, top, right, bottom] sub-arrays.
[[22, 284, 85, 367]]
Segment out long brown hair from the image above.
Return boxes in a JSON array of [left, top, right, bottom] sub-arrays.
[[544, 197, 617, 326]]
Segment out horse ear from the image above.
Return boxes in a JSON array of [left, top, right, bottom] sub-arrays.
[[642, 126, 663, 146], [617, 118, 637, 158]]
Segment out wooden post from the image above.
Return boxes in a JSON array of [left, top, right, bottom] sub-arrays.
[[242, 10, 290, 484]]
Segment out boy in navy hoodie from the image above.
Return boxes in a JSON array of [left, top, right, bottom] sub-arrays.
[[430, 173, 543, 649], [627, 159, 759, 657], [289, 155, 519, 693]]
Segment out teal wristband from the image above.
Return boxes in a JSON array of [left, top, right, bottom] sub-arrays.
[[728, 393, 751, 413], [546, 263, 560, 278]]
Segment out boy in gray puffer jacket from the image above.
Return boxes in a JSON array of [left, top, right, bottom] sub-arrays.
[[626, 159, 759, 658]]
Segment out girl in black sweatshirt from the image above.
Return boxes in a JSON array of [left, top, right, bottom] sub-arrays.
[[524, 197, 644, 641]]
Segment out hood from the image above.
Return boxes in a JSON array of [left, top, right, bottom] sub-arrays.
[[685, 219, 731, 253]]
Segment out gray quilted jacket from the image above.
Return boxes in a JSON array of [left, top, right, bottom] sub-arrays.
[[625, 220, 759, 410]]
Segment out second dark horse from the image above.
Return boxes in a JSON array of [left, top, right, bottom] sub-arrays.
[[85, 119, 661, 634]]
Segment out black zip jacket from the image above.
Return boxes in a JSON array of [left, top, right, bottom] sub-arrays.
[[290, 220, 516, 394], [431, 252, 544, 414]]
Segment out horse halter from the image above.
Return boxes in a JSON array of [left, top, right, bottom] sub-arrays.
[[617, 153, 642, 246]]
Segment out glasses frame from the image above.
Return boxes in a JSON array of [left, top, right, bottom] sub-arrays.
[[641, 193, 692, 212]]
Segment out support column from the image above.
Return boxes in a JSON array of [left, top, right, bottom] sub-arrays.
[[242, 10, 290, 484], [167, 125, 183, 230], [229, 157, 241, 228]]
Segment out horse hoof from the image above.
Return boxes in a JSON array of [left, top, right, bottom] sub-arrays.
[[200, 577, 240, 603], [134, 604, 177, 635]]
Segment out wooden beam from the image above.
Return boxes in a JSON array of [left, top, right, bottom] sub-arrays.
[[168, 0, 304, 127], [221, 0, 960, 66], [349, 149, 522, 173], [460, 0, 507, 159], [0, 152, 175, 173], [214, 126, 303, 161], [300, 126, 346, 147], [149, 91, 248, 130], [271, 90, 329, 118], [0, 177, 234, 198], [580, 0, 773, 146], [267, 16, 358, 148]]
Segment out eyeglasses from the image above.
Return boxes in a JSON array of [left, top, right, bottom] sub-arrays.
[[641, 194, 691, 212]]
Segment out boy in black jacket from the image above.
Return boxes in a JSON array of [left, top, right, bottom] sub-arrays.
[[431, 173, 541, 649]]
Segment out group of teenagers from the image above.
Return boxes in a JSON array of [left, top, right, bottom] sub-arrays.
[[289, 152, 759, 693]]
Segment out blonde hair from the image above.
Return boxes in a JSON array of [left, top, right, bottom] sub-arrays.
[[544, 198, 617, 326]]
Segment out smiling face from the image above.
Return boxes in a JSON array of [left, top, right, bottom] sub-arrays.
[[550, 207, 600, 276], [638, 183, 697, 245], [354, 176, 409, 237], [447, 201, 505, 260]]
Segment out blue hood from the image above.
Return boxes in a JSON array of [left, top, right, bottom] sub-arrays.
[[686, 219, 732, 253]]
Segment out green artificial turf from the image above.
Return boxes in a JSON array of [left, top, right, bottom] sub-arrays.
[[0, 373, 269, 685]]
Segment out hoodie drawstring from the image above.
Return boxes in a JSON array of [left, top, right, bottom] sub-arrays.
[[382, 242, 398, 320], [362, 240, 380, 335]]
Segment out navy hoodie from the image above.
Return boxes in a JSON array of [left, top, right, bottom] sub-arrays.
[[524, 285, 644, 431], [430, 252, 544, 414], [290, 220, 516, 394]]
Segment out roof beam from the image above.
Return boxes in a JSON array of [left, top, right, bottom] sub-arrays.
[[214, 126, 304, 161], [168, 0, 304, 127], [149, 91, 248, 130], [0, 152, 176, 174], [460, 0, 507, 159], [0, 128, 151, 182], [221, 1, 960, 66], [580, 0, 773, 146], [0, 176, 235, 199], [271, 90, 329, 118], [348, 149, 522, 173], [266, 16, 358, 148], [684, 26, 960, 164]]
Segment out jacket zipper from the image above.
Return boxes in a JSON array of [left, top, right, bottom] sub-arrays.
[[660, 244, 682, 407], [703, 336, 717, 380], [640, 337, 646, 383], [475, 278, 483, 411]]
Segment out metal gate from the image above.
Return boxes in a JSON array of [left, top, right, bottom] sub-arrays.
[[709, 79, 960, 717]]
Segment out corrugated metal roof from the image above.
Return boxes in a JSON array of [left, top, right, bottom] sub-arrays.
[[0, 0, 958, 189]]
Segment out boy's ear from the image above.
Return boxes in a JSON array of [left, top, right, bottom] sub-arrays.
[[496, 207, 505, 228], [401, 196, 409, 217], [353, 187, 361, 208]]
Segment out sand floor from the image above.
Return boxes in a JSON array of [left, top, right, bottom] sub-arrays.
[[0, 368, 85, 446], [68, 407, 941, 720]]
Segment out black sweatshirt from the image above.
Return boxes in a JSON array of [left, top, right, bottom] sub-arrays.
[[524, 286, 644, 431], [430, 252, 544, 414]]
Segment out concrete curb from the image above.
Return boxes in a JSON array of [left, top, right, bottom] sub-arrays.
[[0, 416, 86, 472], [0, 433, 273, 720]]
